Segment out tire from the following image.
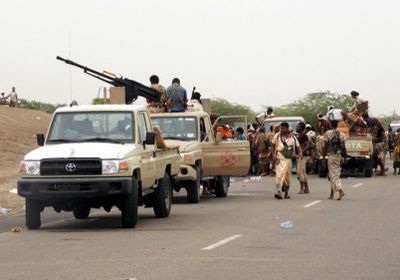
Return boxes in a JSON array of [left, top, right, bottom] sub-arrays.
[[214, 176, 229, 198], [121, 176, 138, 228], [364, 168, 373, 177], [186, 166, 201, 203], [25, 198, 41, 230], [73, 206, 90, 219], [364, 159, 374, 178], [153, 172, 172, 218]]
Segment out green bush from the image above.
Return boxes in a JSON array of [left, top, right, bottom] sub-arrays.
[[211, 98, 256, 123], [19, 99, 66, 114]]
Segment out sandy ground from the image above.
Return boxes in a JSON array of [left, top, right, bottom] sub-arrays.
[[0, 105, 51, 216]]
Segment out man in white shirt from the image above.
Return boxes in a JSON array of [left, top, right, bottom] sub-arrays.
[[257, 107, 275, 124], [6, 87, 18, 107], [327, 107, 343, 121]]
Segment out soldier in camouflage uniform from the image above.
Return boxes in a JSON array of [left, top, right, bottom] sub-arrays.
[[271, 122, 302, 199], [296, 122, 311, 194], [323, 120, 346, 200]]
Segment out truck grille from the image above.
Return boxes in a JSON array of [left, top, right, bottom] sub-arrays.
[[40, 158, 102, 176]]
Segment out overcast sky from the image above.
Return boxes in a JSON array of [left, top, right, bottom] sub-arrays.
[[1, 0, 399, 115]]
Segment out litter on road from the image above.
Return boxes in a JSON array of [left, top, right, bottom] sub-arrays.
[[280, 221, 294, 229], [0, 207, 9, 215]]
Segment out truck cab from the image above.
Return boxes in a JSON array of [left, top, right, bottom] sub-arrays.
[[151, 110, 250, 203]]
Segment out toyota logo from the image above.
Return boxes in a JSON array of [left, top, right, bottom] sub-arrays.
[[65, 163, 77, 172]]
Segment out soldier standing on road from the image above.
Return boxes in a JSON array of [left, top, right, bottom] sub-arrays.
[[271, 122, 302, 199], [363, 113, 387, 176], [296, 122, 311, 194], [255, 126, 269, 176], [393, 128, 400, 175], [388, 127, 395, 159], [247, 125, 257, 175], [323, 120, 346, 200]]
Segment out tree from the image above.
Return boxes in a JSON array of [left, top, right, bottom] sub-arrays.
[[211, 98, 256, 123], [265, 91, 353, 124], [19, 99, 65, 113], [91, 97, 110, 105], [377, 114, 400, 129]]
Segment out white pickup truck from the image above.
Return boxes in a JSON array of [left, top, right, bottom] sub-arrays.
[[18, 105, 180, 229], [151, 111, 250, 203]]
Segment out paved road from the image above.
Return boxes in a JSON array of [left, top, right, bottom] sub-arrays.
[[1, 173, 399, 280]]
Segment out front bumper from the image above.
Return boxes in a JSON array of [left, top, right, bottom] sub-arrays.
[[176, 164, 197, 181], [17, 177, 132, 199]]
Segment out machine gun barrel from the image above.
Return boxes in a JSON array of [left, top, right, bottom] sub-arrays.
[[56, 56, 160, 103]]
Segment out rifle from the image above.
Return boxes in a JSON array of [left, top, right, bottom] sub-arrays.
[[56, 56, 160, 104]]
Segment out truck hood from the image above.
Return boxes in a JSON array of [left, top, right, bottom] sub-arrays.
[[24, 143, 136, 160], [164, 140, 200, 153]]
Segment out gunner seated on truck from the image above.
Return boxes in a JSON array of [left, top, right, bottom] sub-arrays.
[[165, 78, 188, 113], [147, 75, 166, 113]]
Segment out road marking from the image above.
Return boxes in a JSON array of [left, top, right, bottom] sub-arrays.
[[304, 200, 322, 208], [352, 183, 364, 188], [229, 193, 263, 196], [202, 234, 242, 251]]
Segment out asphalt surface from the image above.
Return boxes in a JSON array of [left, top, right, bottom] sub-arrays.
[[1, 173, 400, 280]]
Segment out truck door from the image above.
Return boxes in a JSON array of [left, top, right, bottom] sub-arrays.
[[201, 115, 250, 176], [137, 111, 156, 188]]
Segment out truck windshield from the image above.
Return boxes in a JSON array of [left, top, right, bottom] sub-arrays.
[[263, 120, 302, 132], [151, 117, 198, 141], [47, 112, 134, 143]]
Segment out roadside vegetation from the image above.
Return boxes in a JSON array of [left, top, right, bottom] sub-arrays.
[[15, 94, 399, 127], [266, 91, 353, 124], [19, 99, 65, 114], [211, 98, 256, 123]]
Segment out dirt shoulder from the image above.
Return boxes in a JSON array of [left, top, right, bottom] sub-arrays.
[[0, 106, 51, 217]]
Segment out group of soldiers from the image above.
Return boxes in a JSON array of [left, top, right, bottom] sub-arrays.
[[146, 75, 202, 113], [248, 91, 397, 201]]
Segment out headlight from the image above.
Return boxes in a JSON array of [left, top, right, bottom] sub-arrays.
[[102, 160, 128, 174], [180, 153, 194, 163], [20, 161, 40, 175]]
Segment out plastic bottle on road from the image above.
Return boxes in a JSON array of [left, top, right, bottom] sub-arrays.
[[280, 221, 293, 229], [0, 208, 9, 215]]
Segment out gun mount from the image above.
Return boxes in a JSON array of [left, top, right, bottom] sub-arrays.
[[56, 56, 160, 104]]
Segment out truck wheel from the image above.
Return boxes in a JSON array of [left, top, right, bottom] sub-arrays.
[[121, 176, 138, 228], [214, 176, 229, 198], [186, 166, 201, 203], [26, 198, 41, 230], [153, 172, 172, 218], [73, 206, 90, 219], [364, 168, 373, 177]]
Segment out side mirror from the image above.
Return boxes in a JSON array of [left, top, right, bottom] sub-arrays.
[[37, 134, 45, 146], [144, 132, 156, 146]]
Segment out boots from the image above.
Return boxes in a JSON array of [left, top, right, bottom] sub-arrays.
[[329, 189, 334, 199], [337, 189, 345, 201], [298, 182, 305, 194], [304, 182, 310, 194]]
